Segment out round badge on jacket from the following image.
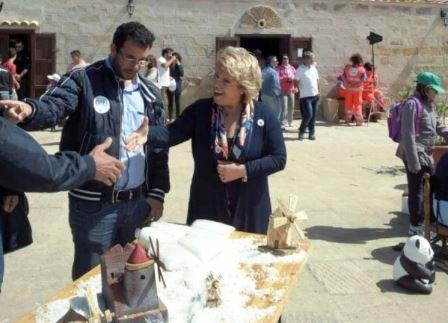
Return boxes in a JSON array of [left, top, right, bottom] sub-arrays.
[[93, 96, 111, 114], [257, 119, 265, 127]]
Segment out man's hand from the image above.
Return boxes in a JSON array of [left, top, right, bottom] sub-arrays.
[[14, 74, 22, 82], [89, 138, 125, 186], [0, 100, 33, 124], [2, 195, 19, 213], [124, 116, 149, 152], [217, 160, 246, 183], [144, 197, 164, 224], [13, 78, 20, 90]]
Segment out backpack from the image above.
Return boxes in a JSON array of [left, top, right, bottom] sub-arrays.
[[388, 96, 424, 143]]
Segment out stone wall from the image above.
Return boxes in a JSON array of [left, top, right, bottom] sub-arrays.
[[3, 0, 448, 107]]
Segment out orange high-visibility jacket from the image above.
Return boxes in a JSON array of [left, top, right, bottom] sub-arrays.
[[343, 65, 366, 91], [363, 70, 379, 93]]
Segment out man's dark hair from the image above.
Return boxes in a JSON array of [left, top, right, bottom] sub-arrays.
[[267, 55, 277, 65], [7, 47, 16, 59], [162, 48, 173, 56], [364, 62, 373, 71], [70, 50, 81, 56], [112, 22, 155, 51], [350, 53, 363, 66]]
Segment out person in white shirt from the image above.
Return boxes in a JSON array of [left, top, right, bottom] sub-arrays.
[[67, 50, 89, 72], [157, 48, 177, 120], [295, 51, 320, 141]]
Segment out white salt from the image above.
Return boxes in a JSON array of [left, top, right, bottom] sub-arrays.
[[36, 225, 307, 323]]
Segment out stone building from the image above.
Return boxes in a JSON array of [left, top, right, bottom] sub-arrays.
[[1, 0, 448, 107]]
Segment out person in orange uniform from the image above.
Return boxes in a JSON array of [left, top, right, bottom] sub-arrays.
[[342, 54, 366, 126], [362, 62, 386, 110]]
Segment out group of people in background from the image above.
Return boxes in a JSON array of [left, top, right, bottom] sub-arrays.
[[337, 53, 386, 126], [259, 49, 320, 141], [0, 40, 30, 100], [144, 48, 184, 122]]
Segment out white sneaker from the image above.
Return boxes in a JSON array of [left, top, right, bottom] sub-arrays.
[[408, 224, 425, 236]]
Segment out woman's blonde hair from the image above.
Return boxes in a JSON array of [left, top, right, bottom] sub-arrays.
[[215, 46, 262, 104]]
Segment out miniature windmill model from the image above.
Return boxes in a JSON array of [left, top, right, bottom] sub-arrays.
[[260, 195, 307, 255], [100, 241, 168, 322]]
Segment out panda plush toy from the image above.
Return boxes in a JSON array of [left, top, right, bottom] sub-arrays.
[[393, 235, 436, 294]]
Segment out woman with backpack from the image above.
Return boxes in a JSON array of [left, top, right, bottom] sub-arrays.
[[396, 72, 448, 236]]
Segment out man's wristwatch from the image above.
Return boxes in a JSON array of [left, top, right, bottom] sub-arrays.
[[242, 165, 248, 182]]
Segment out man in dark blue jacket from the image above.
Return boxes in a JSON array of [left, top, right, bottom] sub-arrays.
[[1, 22, 170, 280], [0, 116, 125, 292]]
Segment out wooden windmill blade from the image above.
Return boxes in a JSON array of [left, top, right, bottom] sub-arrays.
[[86, 286, 105, 323], [288, 194, 299, 211], [277, 199, 293, 217]]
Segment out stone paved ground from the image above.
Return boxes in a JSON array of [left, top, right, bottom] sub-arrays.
[[1, 121, 447, 322]]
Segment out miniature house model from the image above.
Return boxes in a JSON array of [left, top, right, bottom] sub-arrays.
[[100, 243, 168, 321]]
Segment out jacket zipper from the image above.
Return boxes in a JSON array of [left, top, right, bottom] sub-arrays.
[[144, 103, 150, 196], [112, 78, 123, 203], [137, 77, 151, 197]]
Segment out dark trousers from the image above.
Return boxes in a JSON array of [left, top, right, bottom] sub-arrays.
[[69, 197, 149, 280], [299, 95, 319, 135], [17, 77, 28, 100], [167, 90, 181, 120], [405, 164, 434, 226], [0, 213, 4, 292]]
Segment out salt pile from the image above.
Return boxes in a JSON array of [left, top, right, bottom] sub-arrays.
[[36, 220, 306, 322]]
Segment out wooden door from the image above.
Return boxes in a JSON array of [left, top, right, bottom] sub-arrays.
[[289, 37, 312, 68], [0, 34, 9, 62], [215, 37, 240, 53], [31, 33, 55, 98]]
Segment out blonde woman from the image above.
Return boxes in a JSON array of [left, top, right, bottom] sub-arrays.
[[147, 46, 286, 233]]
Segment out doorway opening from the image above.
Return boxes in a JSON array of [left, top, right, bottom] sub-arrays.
[[216, 34, 312, 68], [239, 35, 290, 65], [0, 31, 32, 98], [0, 29, 55, 98]]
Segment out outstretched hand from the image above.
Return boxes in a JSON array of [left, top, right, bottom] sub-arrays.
[[89, 138, 125, 186], [2, 195, 19, 213], [0, 100, 33, 124], [125, 116, 149, 152]]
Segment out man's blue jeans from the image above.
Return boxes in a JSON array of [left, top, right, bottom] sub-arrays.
[[69, 197, 150, 280], [299, 95, 320, 135]]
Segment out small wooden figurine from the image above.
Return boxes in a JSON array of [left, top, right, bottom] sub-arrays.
[[259, 195, 307, 255], [205, 273, 222, 308]]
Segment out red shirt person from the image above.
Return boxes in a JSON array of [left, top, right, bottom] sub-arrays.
[[1, 48, 20, 96]]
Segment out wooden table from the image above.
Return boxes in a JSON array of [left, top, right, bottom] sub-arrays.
[[18, 232, 311, 323]]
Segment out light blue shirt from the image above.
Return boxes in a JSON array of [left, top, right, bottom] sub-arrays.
[[261, 65, 281, 97], [106, 57, 146, 190]]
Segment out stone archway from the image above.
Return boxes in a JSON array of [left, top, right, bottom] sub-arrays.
[[239, 5, 281, 29]]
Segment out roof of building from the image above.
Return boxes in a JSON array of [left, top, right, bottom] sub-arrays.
[[0, 20, 39, 27], [360, 0, 448, 4]]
